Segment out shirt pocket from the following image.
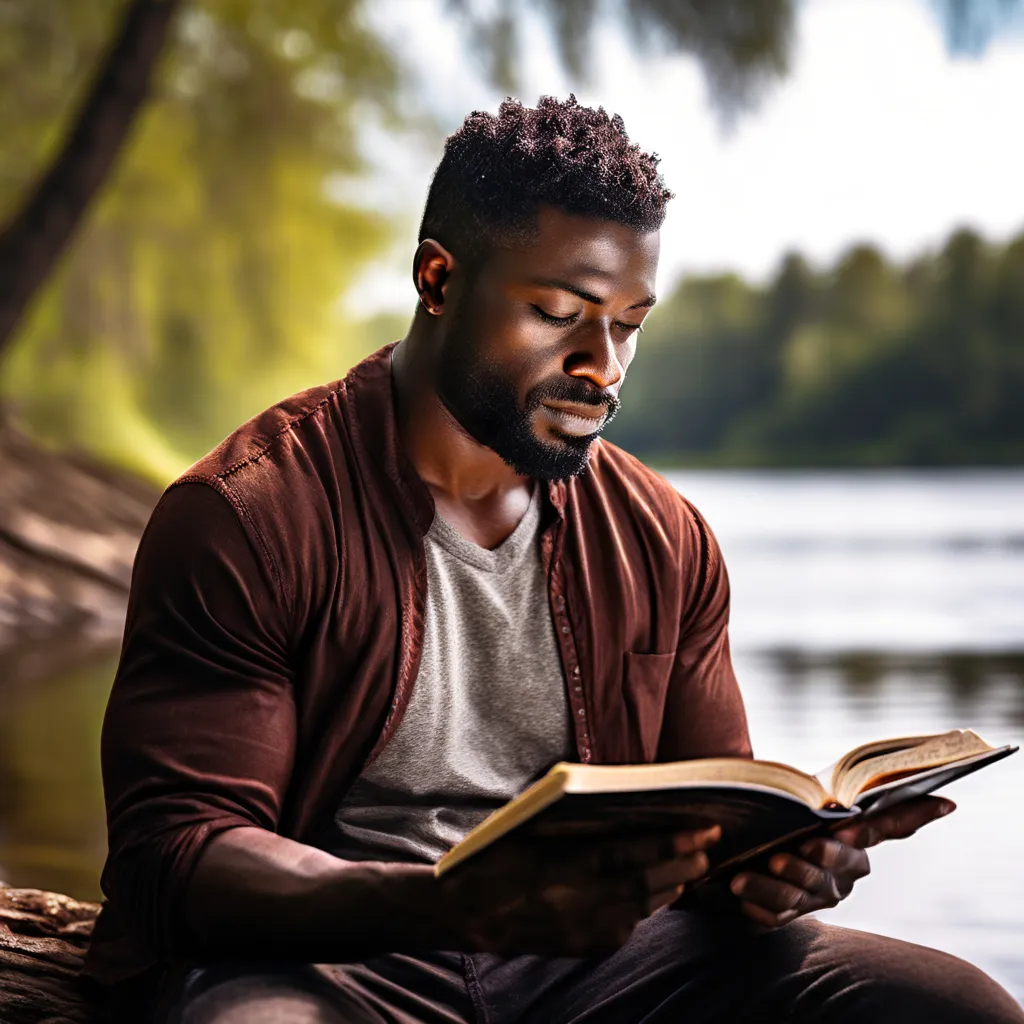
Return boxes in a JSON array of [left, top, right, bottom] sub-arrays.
[[622, 651, 676, 763]]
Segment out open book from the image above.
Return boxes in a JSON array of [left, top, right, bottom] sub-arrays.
[[434, 729, 1017, 878]]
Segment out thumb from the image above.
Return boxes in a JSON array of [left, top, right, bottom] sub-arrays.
[[836, 796, 956, 849]]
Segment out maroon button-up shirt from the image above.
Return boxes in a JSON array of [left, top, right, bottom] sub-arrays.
[[86, 343, 751, 983]]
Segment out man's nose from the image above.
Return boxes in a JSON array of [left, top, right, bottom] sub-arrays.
[[565, 321, 625, 393]]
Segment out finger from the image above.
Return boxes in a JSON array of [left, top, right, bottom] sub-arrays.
[[648, 882, 687, 915], [593, 833, 674, 874], [671, 825, 722, 856], [644, 851, 710, 896], [625, 859, 706, 917], [835, 796, 955, 848], [797, 839, 871, 883], [739, 900, 801, 929], [766, 853, 842, 902], [730, 871, 819, 917], [594, 826, 720, 872], [602, 871, 674, 919]]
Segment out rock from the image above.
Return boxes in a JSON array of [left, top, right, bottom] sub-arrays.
[[0, 887, 103, 1024]]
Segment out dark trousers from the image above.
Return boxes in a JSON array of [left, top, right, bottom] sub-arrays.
[[155, 911, 1023, 1024]]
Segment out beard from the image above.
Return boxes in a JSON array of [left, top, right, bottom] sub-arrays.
[[435, 320, 620, 481]]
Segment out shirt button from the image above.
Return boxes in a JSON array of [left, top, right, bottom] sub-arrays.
[[561, 625, 570, 634], [572, 666, 580, 676], [582, 747, 591, 759], [577, 708, 585, 717], [573, 685, 582, 695], [554, 595, 565, 609]]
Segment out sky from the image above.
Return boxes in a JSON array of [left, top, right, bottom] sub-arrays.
[[345, 0, 1024, 315]]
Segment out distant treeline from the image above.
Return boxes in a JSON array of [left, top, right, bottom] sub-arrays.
[[607, 226, 1024, 466]]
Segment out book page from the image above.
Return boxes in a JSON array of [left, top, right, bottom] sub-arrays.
[[834, 729, 994, 807], [826, 734, 939, 792], [852, 746, 1017, 814], [558, 759, 828, 808]]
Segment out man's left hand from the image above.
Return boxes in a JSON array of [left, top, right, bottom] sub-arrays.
[[728, 795, 956, 928]]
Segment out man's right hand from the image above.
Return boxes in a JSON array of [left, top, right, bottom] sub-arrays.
[[434, 825, 721, 956], [185, 824, 719, 962]]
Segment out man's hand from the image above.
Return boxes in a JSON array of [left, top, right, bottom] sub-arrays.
[[186, 823, 718, 962], [729, 795, 955, 928], [439, 825, 721, 956]]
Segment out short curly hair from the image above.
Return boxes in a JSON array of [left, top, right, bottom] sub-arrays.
[[418, 95, 673, 261]]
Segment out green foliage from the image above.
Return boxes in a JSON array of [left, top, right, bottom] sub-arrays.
[[608, 226, 1024, 466], [0, 0, 399, 480], [0, 0, 795, 482]]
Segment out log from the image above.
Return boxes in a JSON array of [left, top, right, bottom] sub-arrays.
[[0, 887, 103, 1024]]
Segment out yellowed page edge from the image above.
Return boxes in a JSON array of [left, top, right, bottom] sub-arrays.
[[835, 730, 994, 807], [829, 734, 943, 794], [558, 759, 827, 807]]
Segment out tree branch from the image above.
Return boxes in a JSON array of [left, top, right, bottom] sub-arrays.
[[0, 0, 183, 358]]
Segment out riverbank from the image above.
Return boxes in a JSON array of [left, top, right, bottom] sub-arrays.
[[0, 422, 158, 687]]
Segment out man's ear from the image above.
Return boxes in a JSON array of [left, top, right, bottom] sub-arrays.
[[413, 239, 456, 315]]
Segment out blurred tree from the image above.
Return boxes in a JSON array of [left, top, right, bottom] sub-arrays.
[[608, 273, 763, 455], [0, 0, 181, 358], [3, 0, 1019, 482], [0, 0, 399, 478], [0, 0, 796, 481], [608, 225, 1024, 466], [447, 0, 795, 119], [779, 245, 911, 400], [987, 235, 1024, 441]]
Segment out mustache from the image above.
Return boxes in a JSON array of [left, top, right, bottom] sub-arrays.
[[526, 377, 621, 416]]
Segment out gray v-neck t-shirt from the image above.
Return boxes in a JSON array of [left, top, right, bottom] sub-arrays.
[[332, 485, 574, 865]]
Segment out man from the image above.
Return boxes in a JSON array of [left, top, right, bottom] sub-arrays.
[[87, 96, 1022, 1023]]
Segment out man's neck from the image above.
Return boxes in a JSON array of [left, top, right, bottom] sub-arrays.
[[391, 336, 535, 549]]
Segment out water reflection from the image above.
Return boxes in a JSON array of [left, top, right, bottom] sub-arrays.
[[0, 649, 116, 900], [766, 649, 1024, 728]]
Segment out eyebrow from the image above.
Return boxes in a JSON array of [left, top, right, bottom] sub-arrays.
[[529, 277, 657, 310]]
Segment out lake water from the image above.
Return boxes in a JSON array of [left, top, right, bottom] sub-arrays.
[[1, 470, 1022, 1000], [666, 469, 1024, 1001]]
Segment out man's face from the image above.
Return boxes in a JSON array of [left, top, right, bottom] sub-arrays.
[[435, 206, 660, 480]]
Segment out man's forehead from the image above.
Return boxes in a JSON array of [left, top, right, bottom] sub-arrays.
[[492, 206, 660, 294]]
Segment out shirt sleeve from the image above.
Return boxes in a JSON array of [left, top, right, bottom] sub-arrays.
[[99, 481, 296, 958], [657, 502, 753, 762]]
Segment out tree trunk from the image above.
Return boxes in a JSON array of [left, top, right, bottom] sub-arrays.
[[0, 0, 182, 359]]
